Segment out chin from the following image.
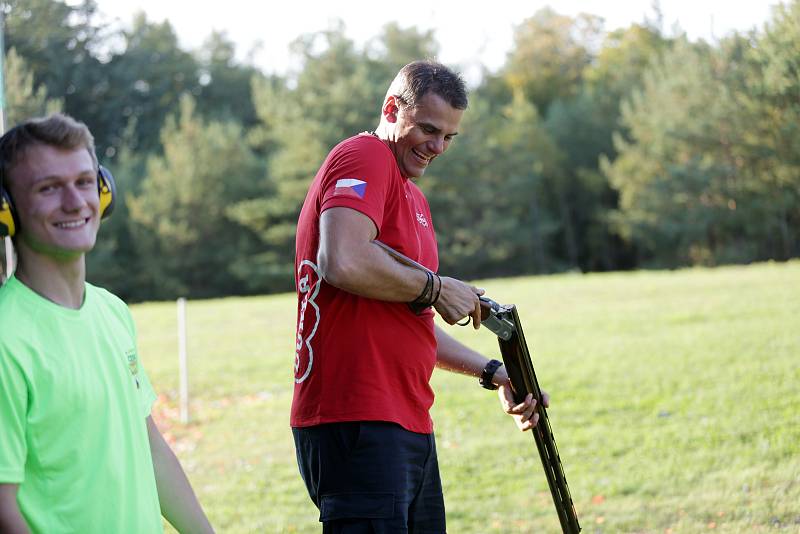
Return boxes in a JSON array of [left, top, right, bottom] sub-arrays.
[[404, 166, 426, 179], [30, 238, 97, 259]]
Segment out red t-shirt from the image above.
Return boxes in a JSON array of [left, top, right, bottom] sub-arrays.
[[292, 134, 439, 434]]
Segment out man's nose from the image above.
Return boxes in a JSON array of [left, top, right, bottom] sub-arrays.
[[61, 184, 89, 212], [428, 136, 445, 155]]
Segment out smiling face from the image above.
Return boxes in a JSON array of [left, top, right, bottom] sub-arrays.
[[384, 91, 464, 179], [7, 143, 100, 262]]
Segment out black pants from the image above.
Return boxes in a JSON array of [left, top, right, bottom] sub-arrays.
[[293, 421, 446, 533]]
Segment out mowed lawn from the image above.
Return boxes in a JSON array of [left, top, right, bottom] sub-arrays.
[[130, 261, 800, 533]]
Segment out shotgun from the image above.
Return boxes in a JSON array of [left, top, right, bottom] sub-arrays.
[[373, 240, 581, 533], [480, 297, 581, 534]]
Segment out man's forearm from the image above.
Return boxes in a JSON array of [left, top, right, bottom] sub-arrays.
[[0, 514, 28, 534], [319, 208, 483, 326], [0, 485, 29, 534], [320, 235, 429, 302], [146, 418, 214, 534], [434, 325, 490, 377]]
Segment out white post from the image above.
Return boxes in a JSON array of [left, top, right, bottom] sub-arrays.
[[1, 11, 10, 281], [3, 237, 13, 280], [177, 297, 189, 424]]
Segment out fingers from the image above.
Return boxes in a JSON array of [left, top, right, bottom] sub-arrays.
[[479, 299, 493, 321], [498, 383, 515, 411], [509, 393, 536, 417], [519, 412, 540, 432], [471, 297, 481, 329], [510, 394, 537, 432], [519, 395, 539, 431], [492, 366, 510, 391], [498, 388, 549, 432], [469, 286, 484, 328], [435, 277, 482, 325], [520, 397, 537, 425]]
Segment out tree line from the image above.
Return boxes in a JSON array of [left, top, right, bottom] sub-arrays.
[[3, 0, 798, 301]]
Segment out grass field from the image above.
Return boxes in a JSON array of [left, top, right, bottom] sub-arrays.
[[131, 261, 800, 533]]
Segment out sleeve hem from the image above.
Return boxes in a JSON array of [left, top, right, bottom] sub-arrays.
[[320, 201, 382, 239], [0, 470, 24, 484], [141, 389, 158, 419]]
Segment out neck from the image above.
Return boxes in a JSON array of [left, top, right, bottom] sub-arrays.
[[369, 121, 409, 180], [14, 247, 86, 309], [373, 123, 392, 142], [371, 123, 403, 173]]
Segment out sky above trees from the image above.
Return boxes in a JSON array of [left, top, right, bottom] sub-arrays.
[[91, 0, 776, 81]]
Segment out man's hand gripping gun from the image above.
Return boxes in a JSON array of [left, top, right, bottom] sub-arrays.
[[480, 297, 581, 534]]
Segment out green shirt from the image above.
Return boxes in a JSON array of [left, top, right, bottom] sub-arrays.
[[0, 276, 163, 533]]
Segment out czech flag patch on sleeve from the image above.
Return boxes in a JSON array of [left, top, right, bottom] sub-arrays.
[[333, 178, 367, 199]]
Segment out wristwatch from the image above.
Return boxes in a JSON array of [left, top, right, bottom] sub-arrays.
[[479, 359, 503, 390]]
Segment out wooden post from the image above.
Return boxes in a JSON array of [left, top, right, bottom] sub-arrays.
[[177, 297, 189, 424]]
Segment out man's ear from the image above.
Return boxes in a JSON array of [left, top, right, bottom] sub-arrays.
[[382, 96, 399, 124]]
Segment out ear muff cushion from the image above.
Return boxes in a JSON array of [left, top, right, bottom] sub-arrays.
[[98, 165, 116, 219], [0, 187, 16, 238]]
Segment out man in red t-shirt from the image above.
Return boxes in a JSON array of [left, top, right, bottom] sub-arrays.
[[293, 60, 547, 533]]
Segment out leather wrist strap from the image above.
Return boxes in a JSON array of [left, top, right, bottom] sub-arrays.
[[408, 271, 433, 314], [479, 359, 503, 390], [409, 271, 442, 314]]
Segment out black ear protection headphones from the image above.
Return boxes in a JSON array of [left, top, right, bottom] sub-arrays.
[[0, 163, 116, 238]]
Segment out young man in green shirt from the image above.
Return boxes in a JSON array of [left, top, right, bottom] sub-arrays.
[[0, 114, 215, 533]]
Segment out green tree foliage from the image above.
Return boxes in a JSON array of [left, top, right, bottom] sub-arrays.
[[3, 48, 62, 125], [503, 8, 603, 114], [367, 22, 439, 81], [498, 10, 658, 272], [127, 96, 265, 298], [86, 118, 147, 300], [743, 0, 800, 259], [605, 39, 728, 264], [5, 0, 798, 299], [4, 0, 101, 111], [584, 23, 672, 122], [426, 88, 564, 278], [5, 0, 275, 299], [540, 25, 672, 270], [193, 31, 262, 128], [226, 74, 324, 292], [99, 13, 201, 156], [604, 34, 793, 265]]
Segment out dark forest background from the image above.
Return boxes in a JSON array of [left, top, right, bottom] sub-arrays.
[[3, 0, 798, 301]]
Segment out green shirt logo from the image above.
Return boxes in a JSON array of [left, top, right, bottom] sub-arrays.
[[126, 349, 140, 388]]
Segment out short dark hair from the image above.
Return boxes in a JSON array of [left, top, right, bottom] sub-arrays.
[[0, 113, 98, 187], [387, 60, 468, 110]]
